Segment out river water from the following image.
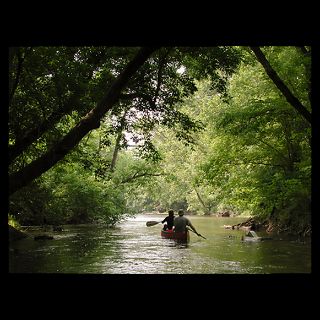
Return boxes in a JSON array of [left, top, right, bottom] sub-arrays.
[[9, 214, 311, 274]]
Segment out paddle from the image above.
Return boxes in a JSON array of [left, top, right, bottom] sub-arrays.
[[146, 221, 162, 227], [186, 227, 207, 239]]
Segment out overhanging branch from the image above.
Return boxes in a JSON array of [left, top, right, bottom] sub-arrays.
[[9, 47, 158, 196], [250, 46, 311, 125]]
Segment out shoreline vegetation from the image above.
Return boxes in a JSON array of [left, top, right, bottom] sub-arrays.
[[9, 210, 311, 243], [9, 47, 311, 242]]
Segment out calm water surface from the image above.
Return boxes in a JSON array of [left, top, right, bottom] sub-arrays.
[[9, 214, 311, 273]]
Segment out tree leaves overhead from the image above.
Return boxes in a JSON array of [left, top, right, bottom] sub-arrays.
[[9, 46, 311, 236], [9, 47, 157, 195], [250, 46, 311, 124], [180, 46, 243, 96], [9, 46, 243, 194], [134, 46, 311, 234]]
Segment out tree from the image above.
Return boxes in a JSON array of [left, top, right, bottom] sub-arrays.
[[9, 47, 157, 195], [250, 46, 311, 124], [9, 46, 243, 196], [139, 46, 311, 234]]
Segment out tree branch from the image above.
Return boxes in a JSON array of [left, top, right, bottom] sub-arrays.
[[152, 49, 170, 104], [110, 111, 128, 172], [296, 46, 310, 56], [9, 47, 158, 196], [194, 187, 210, 214], [250, 46, 311, 125], [8, 94, 81, 164]]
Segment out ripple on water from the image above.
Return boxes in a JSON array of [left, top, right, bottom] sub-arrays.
[[10, 216, 311, 274]]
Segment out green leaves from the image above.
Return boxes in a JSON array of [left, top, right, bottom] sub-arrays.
[[8, 46, 311, 235]]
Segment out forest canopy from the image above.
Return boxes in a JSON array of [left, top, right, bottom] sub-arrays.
[[8, 46, 311, 235]]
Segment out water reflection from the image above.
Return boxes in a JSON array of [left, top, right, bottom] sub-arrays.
[[9, 214, 311, 274]]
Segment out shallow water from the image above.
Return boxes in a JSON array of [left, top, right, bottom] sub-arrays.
[[9, 214, 311, 274]]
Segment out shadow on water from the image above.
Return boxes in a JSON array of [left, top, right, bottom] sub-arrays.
[[9, 214, 311, 274]]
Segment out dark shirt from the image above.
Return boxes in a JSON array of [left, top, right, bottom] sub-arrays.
[[162, 216, 174, 230]]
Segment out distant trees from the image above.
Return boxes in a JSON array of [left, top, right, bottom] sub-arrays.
[[133, 46, 311, 234], [9, 46, 242, 195], [9, 46, 311, 235], [9, 46, 242, 224]]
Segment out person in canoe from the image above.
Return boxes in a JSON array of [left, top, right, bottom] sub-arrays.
[[161, 209, 175, 230], [174, 209, 199, 234]]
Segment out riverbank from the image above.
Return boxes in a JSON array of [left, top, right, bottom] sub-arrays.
[[231, 217, 311, 238]]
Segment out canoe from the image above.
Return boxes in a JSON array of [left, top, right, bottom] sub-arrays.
[[161, 229, 190, 242]]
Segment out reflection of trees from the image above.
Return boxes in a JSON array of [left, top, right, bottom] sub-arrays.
[[9, 225, 123, 273], [9, 219, 311, 273], [57, 225, 123, 273], [251, 239, 311, 273]]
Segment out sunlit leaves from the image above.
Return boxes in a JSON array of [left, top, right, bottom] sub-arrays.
[[9, 46, 311, 234], [140, 46, 311, 225]]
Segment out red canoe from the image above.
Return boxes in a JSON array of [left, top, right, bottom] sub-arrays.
[[161, 229, 190, 242]]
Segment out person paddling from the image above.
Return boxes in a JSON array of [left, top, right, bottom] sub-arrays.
[[174, 209, 199, 234], [161, 209, 175, 230]]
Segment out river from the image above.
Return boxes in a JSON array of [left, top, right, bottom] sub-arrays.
[[9, 214, 311, 274]]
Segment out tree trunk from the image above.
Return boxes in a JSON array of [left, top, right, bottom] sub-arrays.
[[194, 187, 210, 214], [110, 131, 123, 172], [250, 46, 311, 125], [9, 47, 158, 196], [110, 111, 128, 172], [8, 94, 81, 164]]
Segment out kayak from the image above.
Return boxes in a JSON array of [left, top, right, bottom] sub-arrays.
[[161, 229, 190, 242]]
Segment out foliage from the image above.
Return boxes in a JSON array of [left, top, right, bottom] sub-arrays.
[[8, 214, 21, 229], [134, 46, 311, 235], [8, 46, 311, 236], [9, 46, 243, 179], [9, 160, 128, 226], [197, 47, 310, 232]]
